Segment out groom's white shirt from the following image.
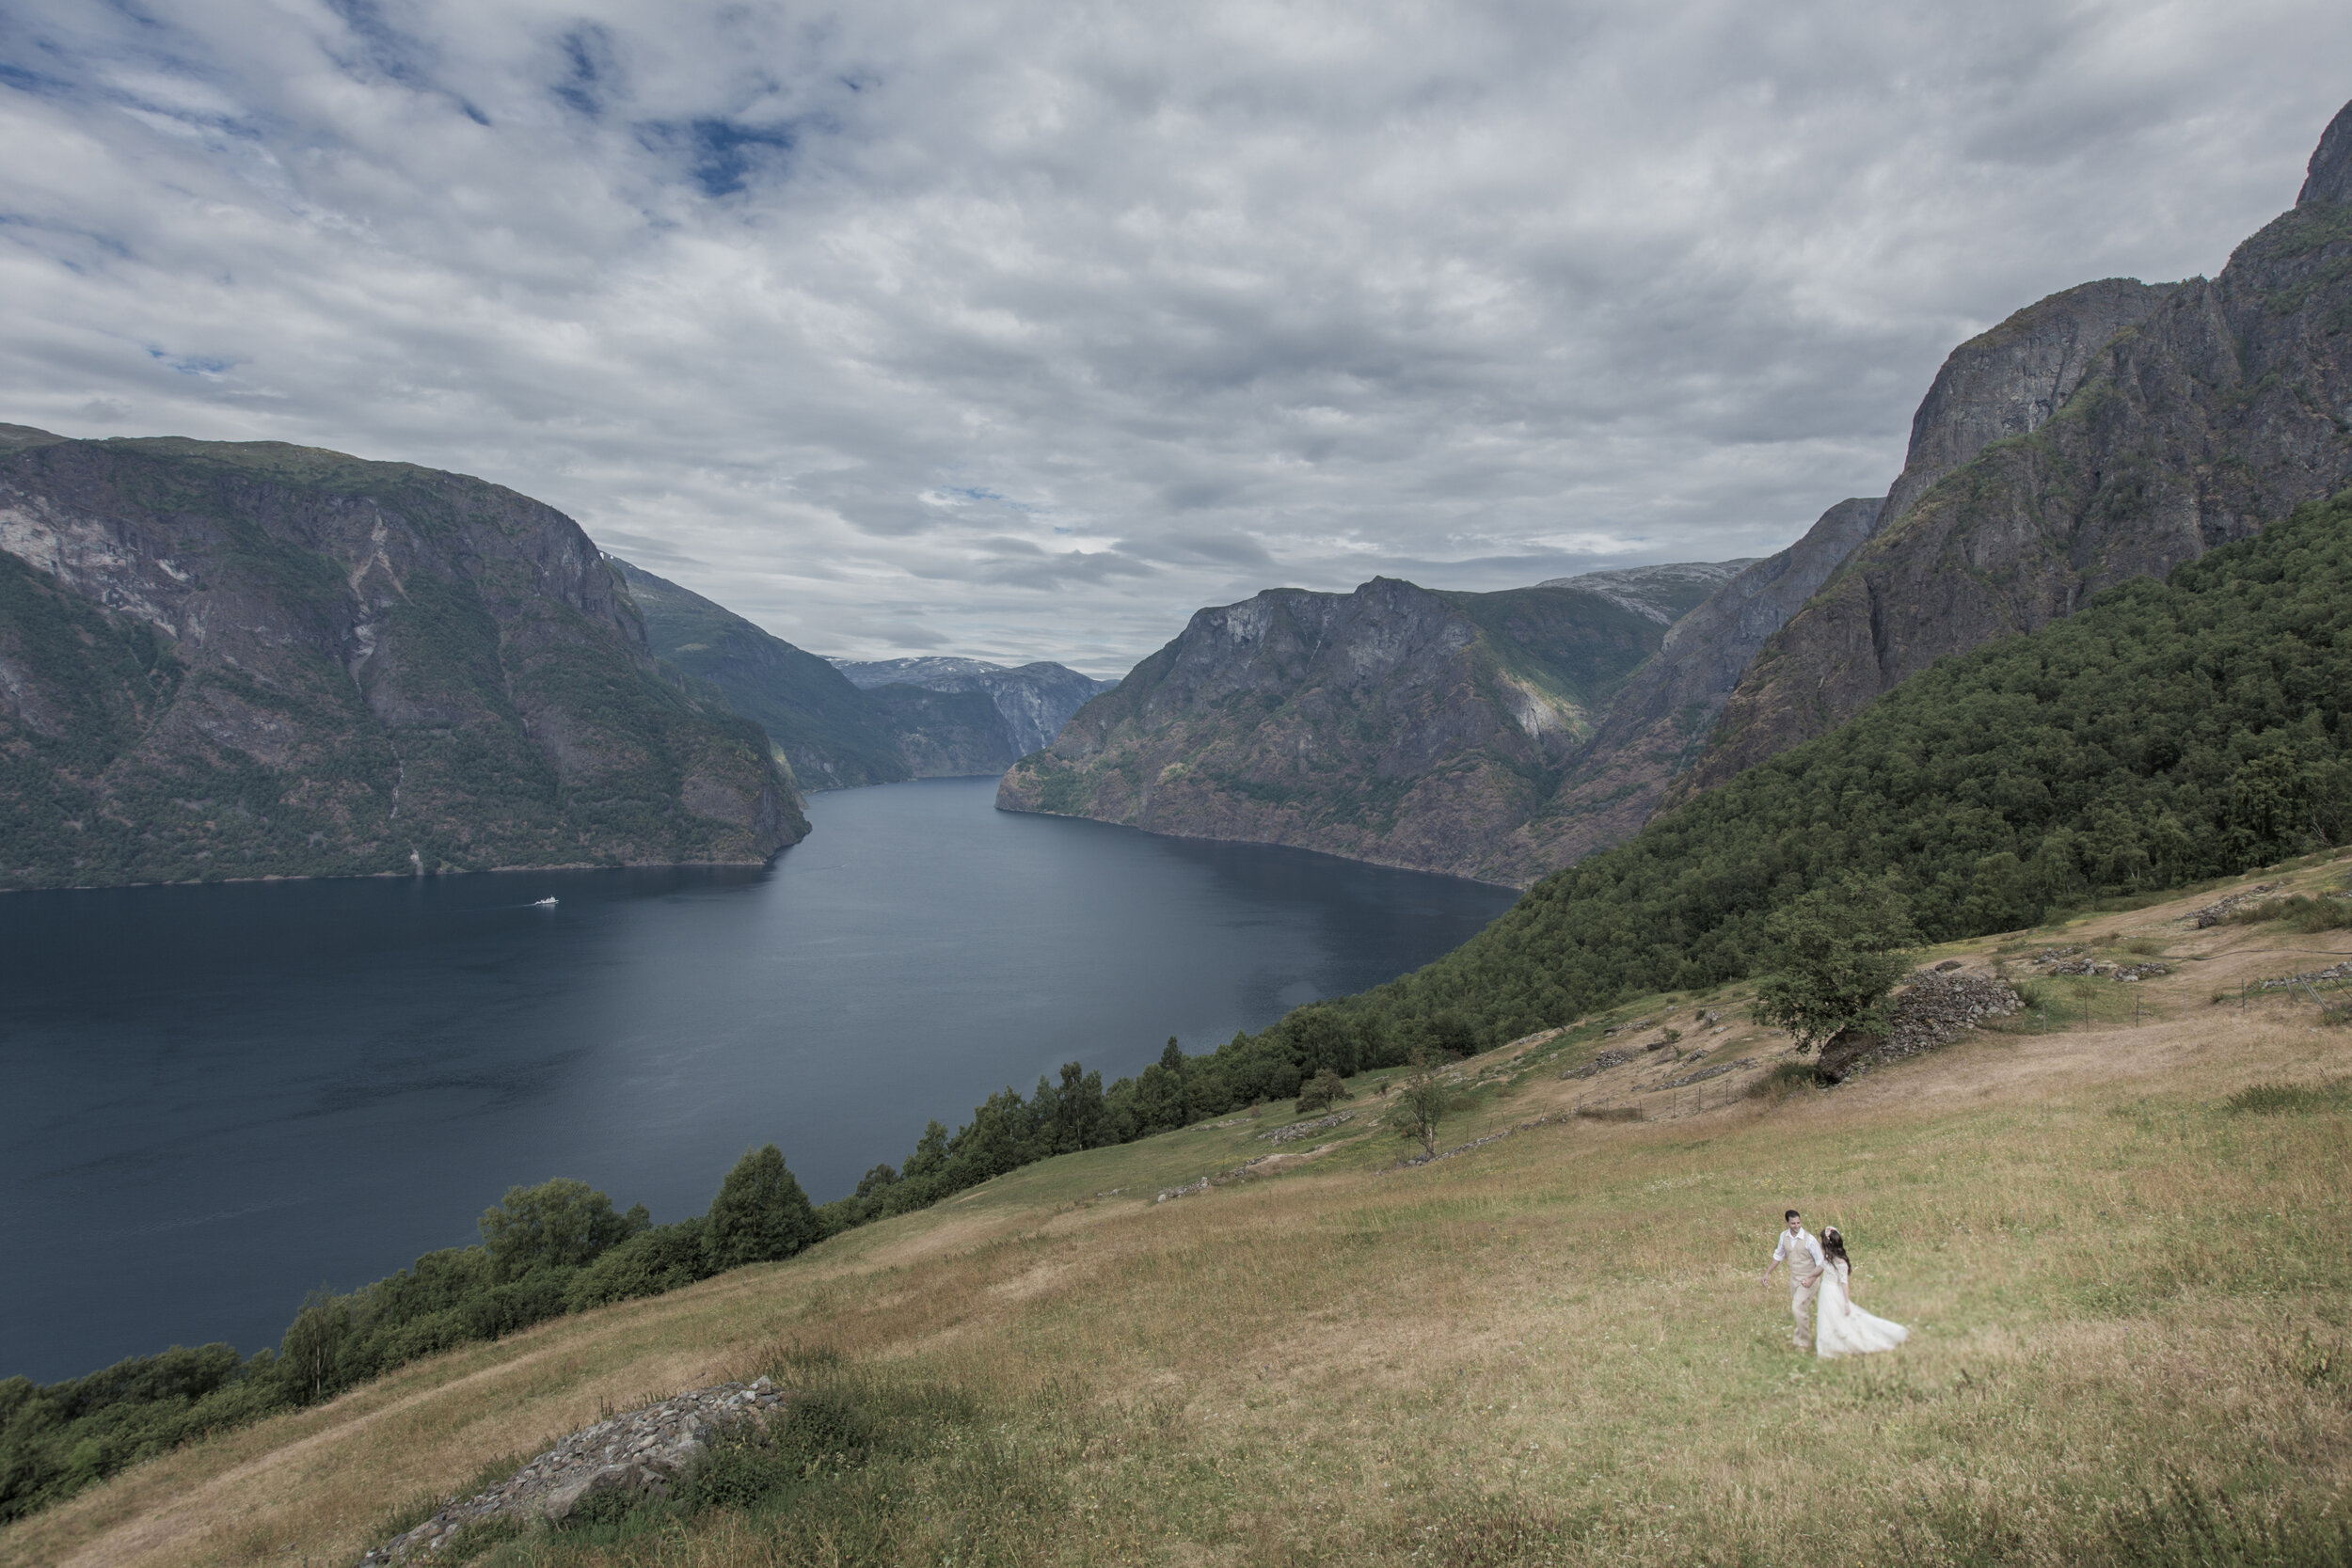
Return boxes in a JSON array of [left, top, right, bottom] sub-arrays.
[[1772, 1227, 1825, 1274]]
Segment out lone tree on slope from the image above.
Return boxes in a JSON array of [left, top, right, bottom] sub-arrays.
[[1749, 874, 1917, 1053]]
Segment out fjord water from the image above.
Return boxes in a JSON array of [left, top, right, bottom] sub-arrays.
[[0, 778, 1515, 1384]]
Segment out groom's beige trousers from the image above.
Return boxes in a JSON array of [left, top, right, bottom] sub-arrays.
[[1788, 1267, 1822, 1347]]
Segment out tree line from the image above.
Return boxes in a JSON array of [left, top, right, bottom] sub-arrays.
[[0, 1147, 820, 1523]]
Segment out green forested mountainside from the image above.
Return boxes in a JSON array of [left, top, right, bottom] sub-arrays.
[[999, 574, 1730, 883], [1338, 487, 2352, 1049], [612, 557, 1018, 787], [0, 436, 801, 888]]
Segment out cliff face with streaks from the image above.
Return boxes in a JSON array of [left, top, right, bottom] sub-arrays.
[[1681, 103, 2352, 795], [0, 432, 801, 890], [831, 657, 1116, 758]]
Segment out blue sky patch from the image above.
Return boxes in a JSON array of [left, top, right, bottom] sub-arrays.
[[641, 117, 797, 198], [148, 347, 232, 377]]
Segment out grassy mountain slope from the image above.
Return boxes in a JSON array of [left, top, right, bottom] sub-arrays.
[[0, 437, 800, 889], [9, 865, 2346, 1568], [612, 559, 1016, 788], [998, 576, 1723, 883]]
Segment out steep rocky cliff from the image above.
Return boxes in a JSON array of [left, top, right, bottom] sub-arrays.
[[831, 657, 1115, 757], [0, 434, 802, 890], [995, 571, 1730, 881], [1486, 498, 1882, 881], [613, 560, 1020, 785], [1682, 100, 2352, 793], [1514, 276, 2183, 863]]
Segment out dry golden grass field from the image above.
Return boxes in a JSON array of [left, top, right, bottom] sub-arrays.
[[7, 858, 2351, 1568]]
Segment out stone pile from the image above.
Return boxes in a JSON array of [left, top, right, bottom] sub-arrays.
[[2190, 883, 2280, 927], [2252, 958, 2352, 992], [1156, 1148, 1291, 1202], [1818, 971, 2023, 1083], [2036, 951, 2169, 980], [1256, 1111, 1354, 1144], [1661, 1057, 1756, 1089], [1565, 1049, 1630, 1080], [359, 1379, 790, 1563]]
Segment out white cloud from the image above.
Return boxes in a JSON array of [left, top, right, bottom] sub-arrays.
[[0, 0, 2344, 673]]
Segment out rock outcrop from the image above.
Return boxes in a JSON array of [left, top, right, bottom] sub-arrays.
[[1682, 101, 2352, 794], [1877, 277, 2180, 529], [0, 436, 801, 890], [996, 570, 1732, 883], [360, 1379, 792, 1562], [612, 559, 1019, 787], [830, 655, 1116, 757]]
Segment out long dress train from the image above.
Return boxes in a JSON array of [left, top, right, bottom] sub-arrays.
[[1815, 1259, 1908, 1358]]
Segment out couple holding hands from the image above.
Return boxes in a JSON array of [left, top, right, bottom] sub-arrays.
[[1760, 1209, 1909, 1358]]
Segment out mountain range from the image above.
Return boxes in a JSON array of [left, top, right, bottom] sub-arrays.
[[995, 563, 1744, 882], [829, 657, 1116, 756], [0, 431, 800, 891], [613, 560, 1106, 787], [1001, 99, 2352, 885]]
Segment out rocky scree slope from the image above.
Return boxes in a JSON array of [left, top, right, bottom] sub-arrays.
[[995, 572, 1728, 883], [831, 655, 1116, 757], [1681, 100, 2352, 794], [0, 434, 801, 890], [612, 559, 1018, 787]]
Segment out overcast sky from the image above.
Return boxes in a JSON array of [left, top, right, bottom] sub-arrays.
[[1, 2, 2345, 673]]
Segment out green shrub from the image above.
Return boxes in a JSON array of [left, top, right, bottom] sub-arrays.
[[2224, 1081, 2352, 1115], [2226, 894, 2352, 931], [773, 1392, 871, 1465], [565, 1220, 713, 1311], [560, 1486, 648, 1530], [1747, 1060, 1825, 1103], [1295, 1068, 1351, 1114], [2093, 1476, 2352, 1567], [478, 1179, 647, 1282]]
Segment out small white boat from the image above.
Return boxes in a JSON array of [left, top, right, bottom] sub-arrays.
[[532, 896, 558, 908]]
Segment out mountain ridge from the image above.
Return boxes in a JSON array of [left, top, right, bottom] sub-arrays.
[[612, 558, 1019, 788], [996, 569, 1738, 883], [828, 656, 1115, 756], [0, 435, 801, 890]]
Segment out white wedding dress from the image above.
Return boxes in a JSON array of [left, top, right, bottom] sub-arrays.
[[1816, 1259, 1908, 1358]]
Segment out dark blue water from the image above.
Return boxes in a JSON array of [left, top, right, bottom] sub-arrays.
[[0, 778, 1514, 1383]]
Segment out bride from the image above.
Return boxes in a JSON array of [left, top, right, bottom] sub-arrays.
[[1816, 1227, 1909, 1358]]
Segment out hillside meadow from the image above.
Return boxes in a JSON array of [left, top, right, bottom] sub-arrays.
[[6, 861, 2350, 1568]]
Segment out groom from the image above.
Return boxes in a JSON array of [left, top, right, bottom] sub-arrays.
[[1759, 1209, 1825, 1350]]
